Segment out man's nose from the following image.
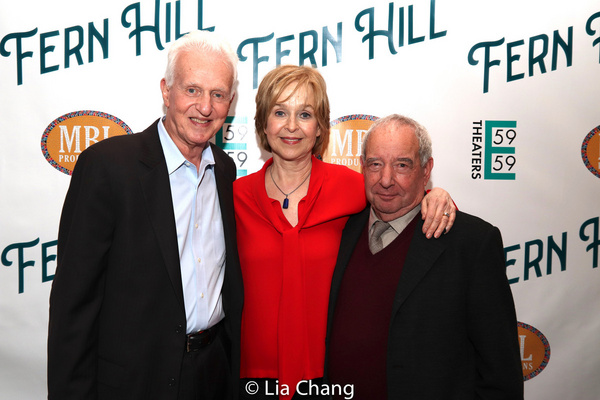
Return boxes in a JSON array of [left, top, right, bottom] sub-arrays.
[[379, 164, 394, 187], [196, 93, 212, 115]]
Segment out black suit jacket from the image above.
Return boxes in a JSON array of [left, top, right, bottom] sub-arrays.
[[48, 120, 243, 400], [325, 207, 523, 399]]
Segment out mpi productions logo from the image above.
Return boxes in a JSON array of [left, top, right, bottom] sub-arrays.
[[581, 125, 600, 178], [518, 322, 550, 381], [321, 114, 379, 173], [41, 111, 132, 175], [471, 120, 517, 180]]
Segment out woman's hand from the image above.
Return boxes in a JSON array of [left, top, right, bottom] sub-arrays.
[[421, 187, 456, 238]]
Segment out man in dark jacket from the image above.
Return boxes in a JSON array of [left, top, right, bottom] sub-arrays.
[[325, 114, 523, 399], [48, 31, 243, 400]]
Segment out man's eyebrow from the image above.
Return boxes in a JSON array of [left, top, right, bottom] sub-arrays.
[[396, 157, 414, 164]]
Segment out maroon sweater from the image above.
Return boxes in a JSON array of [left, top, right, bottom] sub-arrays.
[[328, 216, 418, 399]]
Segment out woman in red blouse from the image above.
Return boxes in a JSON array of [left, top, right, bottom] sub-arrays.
[[234, 65, 454, 399]]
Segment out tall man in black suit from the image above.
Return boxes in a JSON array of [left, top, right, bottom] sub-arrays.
[[48, 31, 243, 400], [325, 114, 523, 399]]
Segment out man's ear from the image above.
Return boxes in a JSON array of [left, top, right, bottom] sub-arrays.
[[423, 157, 434, 185], [160, 78, 170, 108]]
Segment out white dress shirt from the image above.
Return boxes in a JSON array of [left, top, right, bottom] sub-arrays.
[[158, 118, 225, 334]]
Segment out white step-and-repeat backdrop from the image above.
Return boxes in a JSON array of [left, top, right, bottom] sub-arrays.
[[1, 0, 599, 398]]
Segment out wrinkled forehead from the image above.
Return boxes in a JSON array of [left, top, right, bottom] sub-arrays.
[[176, 49, 234, 81], [367, 123, 418, 155]]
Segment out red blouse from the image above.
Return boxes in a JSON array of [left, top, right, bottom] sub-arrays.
[[234, 156, 366, 398]]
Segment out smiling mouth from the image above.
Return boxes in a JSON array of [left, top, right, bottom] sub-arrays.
[[376, 193, 398, 200], [191, 117, 210, 125], [281, 137, 302, 144]]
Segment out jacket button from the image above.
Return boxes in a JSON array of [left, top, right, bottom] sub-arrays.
[[168, 377, 176, 387], [175, 325, 183, 334]]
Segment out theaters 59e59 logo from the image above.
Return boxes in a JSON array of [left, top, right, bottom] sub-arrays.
[[215, 115, 250, 178], [472, 120, 517, 180], [41, 110, 132, 175]]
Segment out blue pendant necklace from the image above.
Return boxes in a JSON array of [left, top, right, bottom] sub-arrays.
[[269, 166, 311, 209]]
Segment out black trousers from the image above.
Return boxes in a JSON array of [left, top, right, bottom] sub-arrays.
[[179, 326, 231, 400]]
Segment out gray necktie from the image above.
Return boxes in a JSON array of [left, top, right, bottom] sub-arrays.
[[369, 220, 390, 254]]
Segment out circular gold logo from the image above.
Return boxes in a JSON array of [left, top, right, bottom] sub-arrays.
[[41, 110, 132, 175], [518, 322, 550, 380], [582, 125, 600, 178]]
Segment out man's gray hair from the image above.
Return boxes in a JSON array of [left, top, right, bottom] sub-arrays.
[[362, 114, 432, 167], [163, 30, 238, 93]]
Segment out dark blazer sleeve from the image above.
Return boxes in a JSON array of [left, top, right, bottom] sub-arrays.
[[48, 143, 116, 399], [464, 220, 524, 399]]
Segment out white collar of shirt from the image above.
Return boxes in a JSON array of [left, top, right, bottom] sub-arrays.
[[368, 204, 422, 248], [157, 117, 215, 174]]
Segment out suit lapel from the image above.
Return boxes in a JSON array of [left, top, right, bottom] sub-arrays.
[[212, 143, 245, 305], [138, 122, 185, 309], [325, 206, 369, 375], [391, 219, 446, 316], [327, 207, 370, 324], [210, 143, 236, 242]]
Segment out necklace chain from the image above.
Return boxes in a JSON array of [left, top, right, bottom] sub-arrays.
[[269, 166, 311, 209]]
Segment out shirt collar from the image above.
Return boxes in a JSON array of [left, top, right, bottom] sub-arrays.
[[369, 204, 422, 236], [157, 117, 215, 175]]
